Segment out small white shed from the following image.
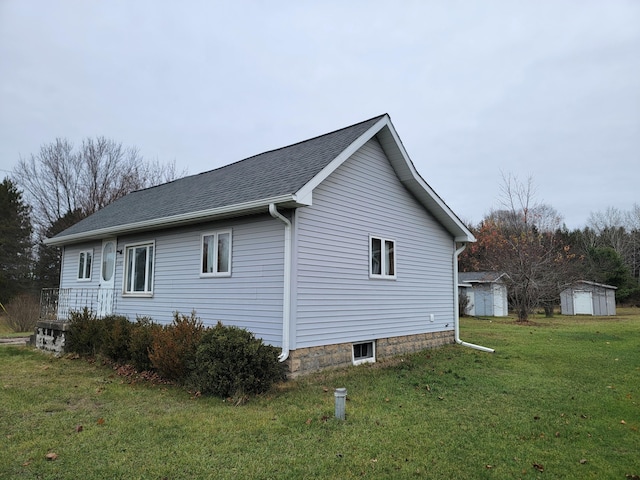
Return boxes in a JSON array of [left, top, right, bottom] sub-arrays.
[[458, 272, 509, 317], [560, 281, 617, 316]]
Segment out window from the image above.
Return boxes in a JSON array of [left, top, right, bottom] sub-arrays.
[[353, 341, 375, 365], [77, 250, 93, 280], [124, 242, 154, 295], [369, 236, 395, 278], [201, 230, 232, 277]]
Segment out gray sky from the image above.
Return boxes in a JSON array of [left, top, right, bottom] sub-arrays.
[[1, 1, 638, 230]]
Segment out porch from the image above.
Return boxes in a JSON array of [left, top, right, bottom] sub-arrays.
[[40, 288, 118, 321]]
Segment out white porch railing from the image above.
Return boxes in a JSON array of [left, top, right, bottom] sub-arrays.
[[40, 288, 118, 321]]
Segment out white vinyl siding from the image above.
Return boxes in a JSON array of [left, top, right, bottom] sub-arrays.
[[295, 137, 455, 349], [61, 243, 101, 288], [109, 216, 284, 346]]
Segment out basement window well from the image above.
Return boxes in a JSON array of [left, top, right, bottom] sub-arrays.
[[352, 341, 375, 365]]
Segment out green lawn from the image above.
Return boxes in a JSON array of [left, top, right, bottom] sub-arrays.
[[1, 309, 638, 479]]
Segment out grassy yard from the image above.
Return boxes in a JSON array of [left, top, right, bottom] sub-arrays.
[[0, 312, 32, 338], [1, 309, 638, 479]]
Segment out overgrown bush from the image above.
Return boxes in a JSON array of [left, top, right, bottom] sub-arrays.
[[101, 315, 133, 363], [129, 317, 160, 372], [66, 311, 159, 371], [2, 294, 39, 332], [190, 322, 285, 398], [66, 308, 104, 356], [65, 309, 287, 398], [149, 311, 204, 382]]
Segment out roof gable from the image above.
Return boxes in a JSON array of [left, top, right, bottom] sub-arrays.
[[47, 114, 474, 245]]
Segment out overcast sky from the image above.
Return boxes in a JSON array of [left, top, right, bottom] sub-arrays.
[[1, 1, 638, 230]]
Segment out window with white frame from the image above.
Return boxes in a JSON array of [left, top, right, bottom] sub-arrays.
[[77, 250, 93, 280], [369, 236, 396, 278], [353, 341, 375, 365], [124, 242, 154, 295], [201, 230, 232, 277]]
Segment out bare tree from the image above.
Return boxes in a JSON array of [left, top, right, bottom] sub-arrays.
[[588, 204, 640, 287], [627, 204, 640, 282], [587, 207, 629, 256], [13, 137, 183, 232], [484, 173, 575, 321]]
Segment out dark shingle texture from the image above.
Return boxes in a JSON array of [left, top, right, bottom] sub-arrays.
[[55, 115, 385, 239]]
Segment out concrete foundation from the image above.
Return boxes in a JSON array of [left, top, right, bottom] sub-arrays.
[[34, 320, 69, 355], [286, 330, 454, 377]]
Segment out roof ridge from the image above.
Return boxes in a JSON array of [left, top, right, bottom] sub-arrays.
[[129, 114, 388, 196], [195, 113, 387, 174]]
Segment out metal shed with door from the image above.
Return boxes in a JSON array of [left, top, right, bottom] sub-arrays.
[[458, 272, 509, 317], [560, 281, 617, 316]]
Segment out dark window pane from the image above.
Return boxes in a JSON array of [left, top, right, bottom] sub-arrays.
[[371, 238, 381, 275]]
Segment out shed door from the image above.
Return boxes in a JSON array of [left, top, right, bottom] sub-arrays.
[[493, 284, 508, 316], [573, 291, 593, 315]]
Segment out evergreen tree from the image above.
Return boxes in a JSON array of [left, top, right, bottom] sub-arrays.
[[0, 178, 33, 304], [584, 246, 639, 303], [34, 209, 86, 290]]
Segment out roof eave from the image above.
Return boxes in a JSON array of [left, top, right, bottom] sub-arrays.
[[376, 123, 476, 243], [44, 194, 303, 246], [295, 114, 475, 243]]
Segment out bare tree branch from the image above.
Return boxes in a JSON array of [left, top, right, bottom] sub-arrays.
[[12, 137, 185, 234]]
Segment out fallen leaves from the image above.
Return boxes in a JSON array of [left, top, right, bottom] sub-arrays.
[[75, 425, 83, 433], [532, 463, 544, 472], [45, 452, 58, 461]]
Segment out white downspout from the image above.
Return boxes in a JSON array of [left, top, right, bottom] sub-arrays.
[[454, 242, 495, 353], [269, 204, 292, 362]]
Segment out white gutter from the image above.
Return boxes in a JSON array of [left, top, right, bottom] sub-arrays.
[[44, 194, 302, 246], [269, 204, 292, 362], [453, 242, 495, 353]]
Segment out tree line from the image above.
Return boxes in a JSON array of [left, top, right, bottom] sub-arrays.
[[459, 174, 640, 321], [1, 137, 182, 307]]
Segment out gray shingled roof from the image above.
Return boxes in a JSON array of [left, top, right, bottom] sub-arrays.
[[51, 115, 385, 241]]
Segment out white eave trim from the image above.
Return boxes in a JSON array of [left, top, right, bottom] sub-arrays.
[[294, 116, 390, 202], [44, 194, 304, 246], [296, 114, 476, 243]]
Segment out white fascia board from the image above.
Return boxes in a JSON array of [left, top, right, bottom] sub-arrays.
[[294, 116, 391, 201], [44, 194, 299, 246], [295, 113, 475, 243], [376, 122, 476, 243]]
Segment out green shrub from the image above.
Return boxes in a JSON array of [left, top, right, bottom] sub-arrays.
[[66, 308, 104, 356], [101, 315, 133, 363], [190, 322, 285, 398], [149, 311, 204, 382], [129, 317, 160, 372]]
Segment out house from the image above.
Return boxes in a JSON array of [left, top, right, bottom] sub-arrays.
[[43, 114, 480, 375], [458, 272, 509, 317], [560, 281, 617, 316]]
